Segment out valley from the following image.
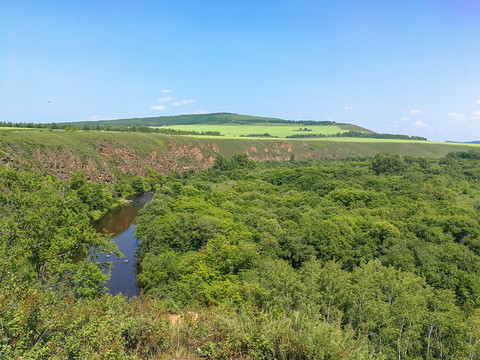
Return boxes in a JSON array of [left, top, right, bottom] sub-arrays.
[[2, 117, 480, 359]]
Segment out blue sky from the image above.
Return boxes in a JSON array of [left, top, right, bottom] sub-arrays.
[[1, 0, 480, 141]]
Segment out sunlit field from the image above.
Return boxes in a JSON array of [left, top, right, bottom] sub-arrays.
[[0, 127, 35, 130], [157, 124, 347, 138]]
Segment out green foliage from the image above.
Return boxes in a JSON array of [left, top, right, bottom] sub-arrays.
[[446, 149, 480, 159], [76, 181, 113, 212], [213, 152, 256, 172], [6, 152, 480, 358], [371, 152, 408, 175], [69, 170, 87, 190], [129, 176, 145, 194], [0, 168, 115, 295], [132, 154, 480, 358]]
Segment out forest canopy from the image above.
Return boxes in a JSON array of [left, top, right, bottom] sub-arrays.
[[135, 152, 480, 359], [2, 151, 480, 358]]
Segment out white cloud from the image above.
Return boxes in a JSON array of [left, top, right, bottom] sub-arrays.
[[412, 120, 428, 127], [476, 99, 480, 104], [161, 89, 173, 93], [84, 115, 118, 121], [173, 99, 195, 106], [409, 109, 422, 114], [86, 115, 104, 121], [399, 117, 410, 121], [448, 112, 467, 123], [439, 111, 480, 141], [183, 110, 210, 115], [157, 97, 172, 102], [151, 105, 165, 110], [472, 111, 480, 122], [344, 105, 354, 111]]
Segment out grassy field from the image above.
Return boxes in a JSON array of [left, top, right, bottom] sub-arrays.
[[158, 123, 347, 138], [0, 127, 36, 130]]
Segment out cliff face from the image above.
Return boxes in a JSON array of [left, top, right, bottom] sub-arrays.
[[0, 130, 476, 182], [0, 131, 303, 182]]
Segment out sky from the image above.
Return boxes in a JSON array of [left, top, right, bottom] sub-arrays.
[[1, 0, 480, 142]]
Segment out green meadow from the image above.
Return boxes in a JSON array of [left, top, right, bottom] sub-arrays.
[[157, 123, 347, 138], [0, 127, 36, 130]]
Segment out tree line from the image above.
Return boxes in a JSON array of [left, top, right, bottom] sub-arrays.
[[287, 130, 427, 140], [0, 121, 223, 136]]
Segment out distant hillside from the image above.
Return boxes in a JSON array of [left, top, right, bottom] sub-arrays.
[[336, 123, 375, 133], [62, 112, 374, 132], [2, 112, 426, 140], [447, 140, 480, 144]]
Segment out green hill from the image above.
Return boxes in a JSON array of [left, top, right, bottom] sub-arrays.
[[62, 112, 373, 132], [10, 112, 429, 140], [59, 112, 433, 140]]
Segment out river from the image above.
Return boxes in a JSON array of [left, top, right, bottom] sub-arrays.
[[94, 191, 154, 297]]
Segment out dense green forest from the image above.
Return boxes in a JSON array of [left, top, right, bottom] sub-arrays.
[[2, 151, 480, 358], [135, 152, 480, 359]]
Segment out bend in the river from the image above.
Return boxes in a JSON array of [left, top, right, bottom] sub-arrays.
[[94, 191, 154, 297]]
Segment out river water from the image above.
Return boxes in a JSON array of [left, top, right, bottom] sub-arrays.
[[94, 191, 154, 297]]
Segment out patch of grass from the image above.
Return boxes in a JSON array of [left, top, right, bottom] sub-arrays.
[[337, 123, 375, 133], [0, 127, 37, 130]]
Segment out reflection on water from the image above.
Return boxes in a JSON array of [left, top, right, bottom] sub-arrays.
[[95, 192, 154, 298]]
